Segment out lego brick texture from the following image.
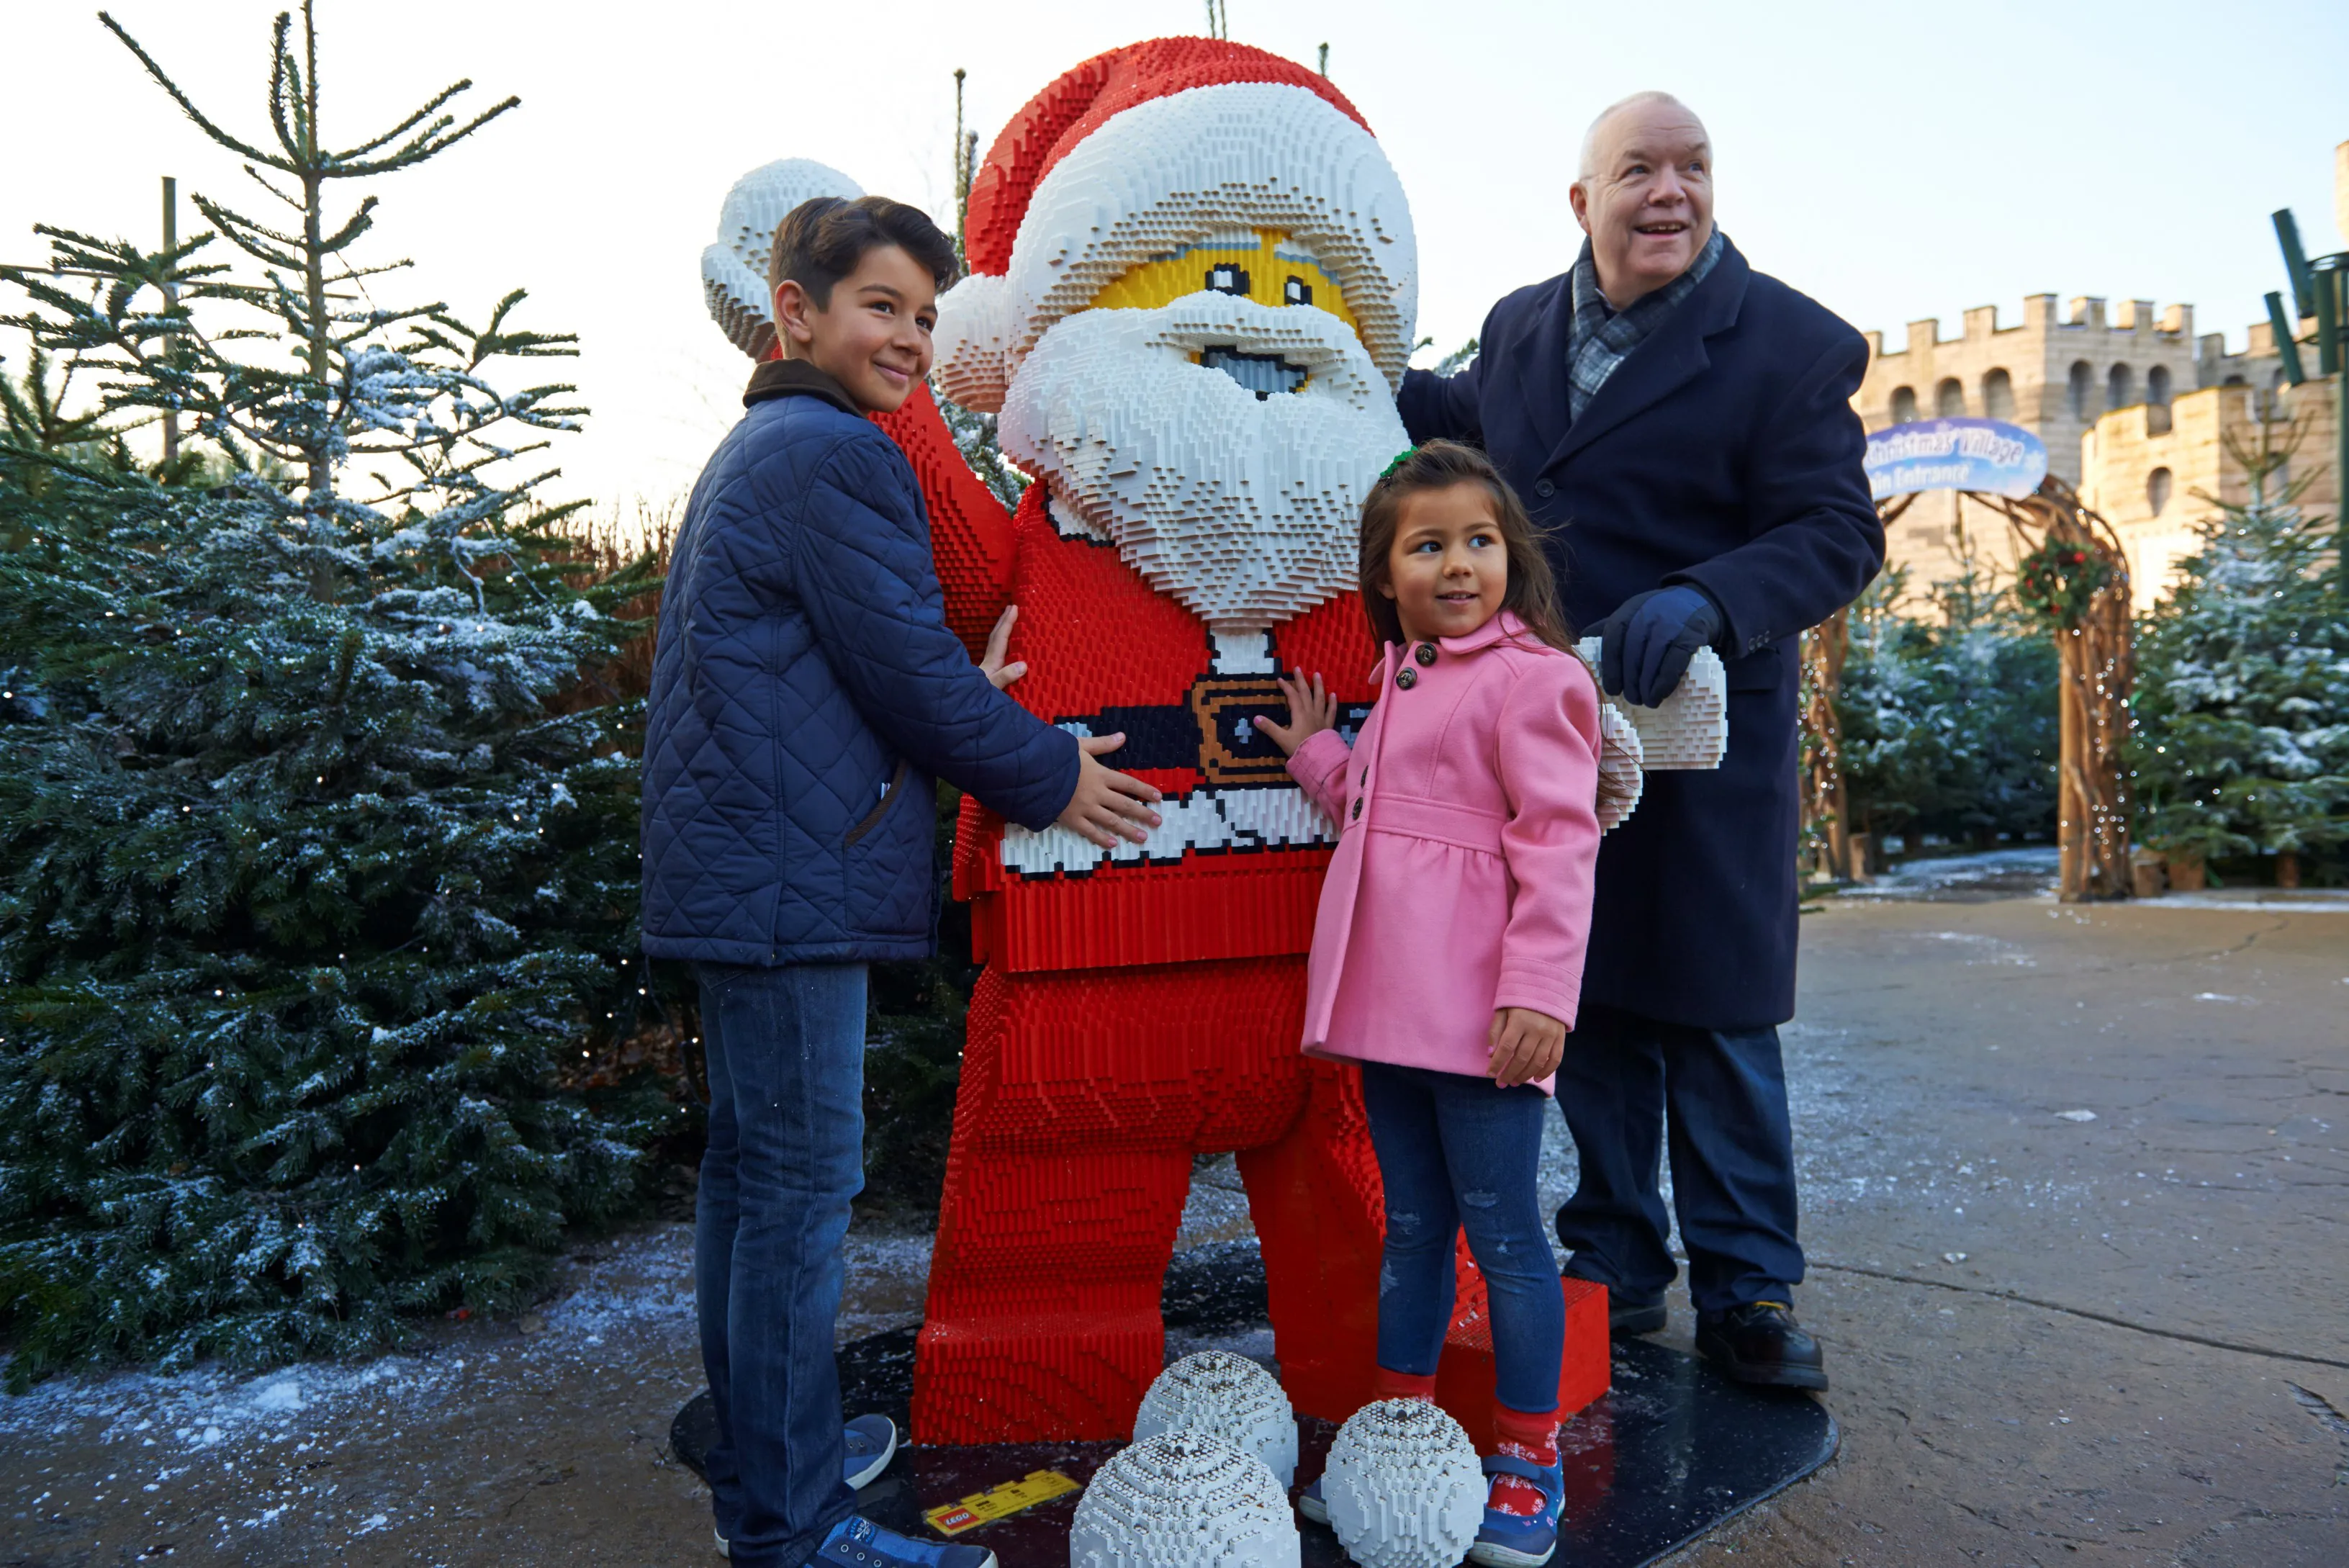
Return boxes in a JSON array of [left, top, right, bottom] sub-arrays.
[[1321, 1399, 1487, 1568], [1576, 636, 1728, 769], [1132, 1351, 1300, 1489], [1068, 1430, 1299, 1568]]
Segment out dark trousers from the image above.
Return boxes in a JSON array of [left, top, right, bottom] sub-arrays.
[[1552, 1001, 1803, 1315], [1360, 1061, 1565, 1415], [693, 961, 866, 1568]]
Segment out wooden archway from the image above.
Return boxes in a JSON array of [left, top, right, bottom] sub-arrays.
[[1803, 477, 2134, 902]]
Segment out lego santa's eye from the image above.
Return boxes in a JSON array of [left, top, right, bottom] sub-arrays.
[[1205, 264, 1251, 297], [1284, 276, 1313, 307]]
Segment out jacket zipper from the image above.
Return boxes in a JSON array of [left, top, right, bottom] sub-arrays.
[[845, 759, 914, 848]]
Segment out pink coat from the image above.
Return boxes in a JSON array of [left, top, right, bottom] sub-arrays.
[[1286, 612, 1604, 1096]]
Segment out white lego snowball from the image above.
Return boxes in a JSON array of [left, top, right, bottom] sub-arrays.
[[1320, 1399, 1486, 1568], [1068, 1430, 1299, 1568], [1131, 1351, 1299, 1488], [1576, 636, 1728, 770]]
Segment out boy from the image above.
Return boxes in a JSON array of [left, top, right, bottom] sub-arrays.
[[641, 196, 1162, 1568]]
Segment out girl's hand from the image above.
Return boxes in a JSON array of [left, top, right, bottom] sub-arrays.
[[981, 605, 1027, 690], [1253, 671, 1336, 757], [1488, 1007, 1566, 1088]]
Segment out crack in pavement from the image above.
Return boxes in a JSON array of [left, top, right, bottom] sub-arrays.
[[2286, 1384, 2349, 1487], [1808, 1261, 2349, 1371]]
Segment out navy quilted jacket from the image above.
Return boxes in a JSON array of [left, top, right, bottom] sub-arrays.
[[640, 364, 1078, 966]]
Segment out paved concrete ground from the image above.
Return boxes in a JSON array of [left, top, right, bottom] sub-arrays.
[[1665, 891, 2349, 1567], [4, 880, 2343, 1566]]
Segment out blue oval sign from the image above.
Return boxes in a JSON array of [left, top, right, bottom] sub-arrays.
[[1864, 418, 2048, 500]]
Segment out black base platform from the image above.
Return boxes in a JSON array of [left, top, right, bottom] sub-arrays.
[[672, 1246, 1836, 1567]]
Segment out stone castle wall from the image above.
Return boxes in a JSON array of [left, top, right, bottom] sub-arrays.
[[2082, 378, 2338, 610]]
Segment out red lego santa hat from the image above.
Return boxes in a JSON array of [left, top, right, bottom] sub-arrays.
[[934, 38, 1418, 413]]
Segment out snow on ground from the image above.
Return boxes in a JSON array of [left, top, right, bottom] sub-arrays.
[[1834, 846, 2060, 901]]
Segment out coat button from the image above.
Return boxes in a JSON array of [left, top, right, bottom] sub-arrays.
[[1536, 478, 1556, 497], [1414, 642, 1437, 666], [1351, 797, 1362, 819], [1395, 666, 1417, 690]]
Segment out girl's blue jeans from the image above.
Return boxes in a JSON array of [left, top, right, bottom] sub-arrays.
[[1358, 1060, 1565, 1415]]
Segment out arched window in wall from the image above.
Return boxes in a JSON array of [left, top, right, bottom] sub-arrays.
[[1890, 385, 1917, 423], [1936, 377, 1965, 418], [2069, 360, 2094, 420], [2147, 365, 2172, 405], [2147, 467, 2172, 515], [1982, 368, 2015, 419], [2108, 362, 2136, 410]]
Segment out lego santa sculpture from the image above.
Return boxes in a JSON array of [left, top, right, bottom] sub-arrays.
[[703, 39, 1608, 1446]]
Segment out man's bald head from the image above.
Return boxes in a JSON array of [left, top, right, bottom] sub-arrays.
[[1577, 91, 1707, 182], [1569, 92, 1715, 310]]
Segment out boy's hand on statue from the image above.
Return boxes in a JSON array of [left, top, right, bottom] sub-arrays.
[[1058, 733, 1164, 848], [980, 605, 1027, 690], [1487, 1007, 1566, 1088], [1253, 671, 1335, 757]]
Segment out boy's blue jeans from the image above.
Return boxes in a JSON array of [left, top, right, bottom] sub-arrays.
[[1358, 1060, 1564, 1415], [693, 961, 866, 1568]]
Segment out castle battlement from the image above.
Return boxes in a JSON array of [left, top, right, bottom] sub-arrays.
[[1863, 294, 2197, 366]]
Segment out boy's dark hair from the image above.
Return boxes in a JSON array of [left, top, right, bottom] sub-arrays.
[[769, 195, 960, 306], [1358, 439, 1577, 655]]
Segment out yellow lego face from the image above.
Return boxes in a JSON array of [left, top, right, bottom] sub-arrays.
[[1086, 230, 1361, 345]]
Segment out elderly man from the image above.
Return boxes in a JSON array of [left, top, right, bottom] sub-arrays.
[[1399, 91, 1881, 1391]]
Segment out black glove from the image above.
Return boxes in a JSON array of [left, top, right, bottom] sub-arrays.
[[1595, 585, 1725, 706]]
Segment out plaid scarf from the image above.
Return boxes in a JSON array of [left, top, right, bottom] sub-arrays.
[[1566, 227, 1726, 420]]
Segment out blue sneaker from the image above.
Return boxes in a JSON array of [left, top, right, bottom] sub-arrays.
[[844, 1413, 898, 1490], [815, 1515, 997, 1568], [713, 1418, 903, 1556], [1295, 1474, 1329, 1525], [1466, 1451, 1564, 1567]]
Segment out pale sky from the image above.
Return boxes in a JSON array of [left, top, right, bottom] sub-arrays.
[[4, 0, 2343, 514]]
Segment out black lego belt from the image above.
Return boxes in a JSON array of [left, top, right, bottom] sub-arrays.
[[1058, 673, 1371, 785]]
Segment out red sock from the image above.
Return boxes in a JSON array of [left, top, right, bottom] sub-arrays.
[[1487, 1402, 1560, 1518], [1369, 1366, 1439, 1402]]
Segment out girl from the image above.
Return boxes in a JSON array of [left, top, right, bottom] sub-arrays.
[[1257, 441, 1623, 1568]]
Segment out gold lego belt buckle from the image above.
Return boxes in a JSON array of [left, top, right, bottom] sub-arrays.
[[921, 1468, 1083, 1536], [1190, 675, 1291, 785]]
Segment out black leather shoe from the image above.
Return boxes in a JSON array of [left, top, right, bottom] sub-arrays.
[[1566, 1269, 1667, 1336], [1696, 1300, 1827, 1391]]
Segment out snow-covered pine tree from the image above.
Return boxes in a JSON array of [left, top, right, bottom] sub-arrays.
[[0, 3, 668, 1382], [2133, 417, 2349, 885], [1835, 524, 2060, 855]]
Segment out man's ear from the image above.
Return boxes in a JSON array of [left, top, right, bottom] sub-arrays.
[[1567, 181, 1592, 235], [772, 279, 820, 350]]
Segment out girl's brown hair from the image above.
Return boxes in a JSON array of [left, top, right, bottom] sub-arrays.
[[1357, 440, 1637, 821], [1358, 439, 1575, 654]]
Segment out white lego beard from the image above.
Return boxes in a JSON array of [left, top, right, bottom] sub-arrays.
[[998, 292, 1407, 634]]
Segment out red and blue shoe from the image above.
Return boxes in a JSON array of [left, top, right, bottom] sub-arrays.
[[1466, 1449, 1564, 1567]]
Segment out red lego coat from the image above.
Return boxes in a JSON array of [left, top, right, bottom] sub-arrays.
[[875, 387, 1379, 970]]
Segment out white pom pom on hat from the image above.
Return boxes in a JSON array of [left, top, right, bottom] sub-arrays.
[[700, 158, 864, 361]]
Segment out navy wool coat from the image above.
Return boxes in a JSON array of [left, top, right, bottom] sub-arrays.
[[1399, 238, 1882, 1029], [641, 364, 1078, 967]]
